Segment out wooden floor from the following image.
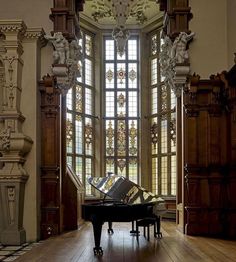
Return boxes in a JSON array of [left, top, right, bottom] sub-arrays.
[[15, 221, 236, 262]]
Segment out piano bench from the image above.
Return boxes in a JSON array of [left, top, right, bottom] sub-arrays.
[[135, 217, 157, 241]]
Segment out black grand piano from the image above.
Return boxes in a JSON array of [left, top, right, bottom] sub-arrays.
[[82, 175, 166, 255]]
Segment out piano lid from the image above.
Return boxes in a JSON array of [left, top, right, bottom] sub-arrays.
[[88, 175, 164, 205]]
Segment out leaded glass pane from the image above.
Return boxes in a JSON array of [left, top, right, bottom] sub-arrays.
[[85, 58, 92, 86], [171, 113, 176, 152], [117, 120, 126, 157], [106, 40, 114, 60], [129, 159, 138, 184], [66, 113, 73, 153], [85, 88, 92, 115], [85, 158, 92, 195], [75, 119, 82, 154], [75, 85, 83, 114], [171, 155, 176, 195], [161, 120, 167, 153], [106, 120, 115, 157], [152, 157, 158, 194], [128, 91, 137, 117], [151, 117, 158, 154], [106, 158, 115, 174], [129, 120, 138, 156], [128, 39, 137, 60], [117, 63, 126, 88], [117, 92, 126, 117], [67, 88, 72, 110], [85, 118, 93, 155], [117, 158, 126, 176], [152, 87, 158, 114], [106, 63, 114, 88], [76, 157, 83, 181], [128, 63, 137, 88], [85, 34, 92, 56], [106, 91, 115, 117], [161, 157, 168, 195], [151, 58, 157, 85]]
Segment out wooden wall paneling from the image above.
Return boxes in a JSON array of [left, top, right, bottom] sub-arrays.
[[39, 75, 62, 239], [227, 75, 236, 237]]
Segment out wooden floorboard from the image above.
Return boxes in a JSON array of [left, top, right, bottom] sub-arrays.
[[14, 221, 236, 262]]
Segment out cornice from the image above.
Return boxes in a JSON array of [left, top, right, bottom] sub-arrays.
[[23, 28, 47, 47], [0, 20, 27, 39]]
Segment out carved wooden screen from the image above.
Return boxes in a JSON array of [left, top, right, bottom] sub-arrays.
[[150, 30, 176, 196], [66, 29, 95, 196], [104, 36, 139, 183]]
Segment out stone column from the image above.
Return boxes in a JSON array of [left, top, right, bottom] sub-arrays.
[[0, 20, 33, 245]]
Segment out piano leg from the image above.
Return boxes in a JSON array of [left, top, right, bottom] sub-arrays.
[[154, 216, 162, 238], [92, 218, 104, 256], [108, 221, 114, 234]]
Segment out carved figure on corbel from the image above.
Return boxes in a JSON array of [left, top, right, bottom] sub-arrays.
[[0, 127, 11, 151], [171, 32, 195, 64], [45, 32, 69, 64]]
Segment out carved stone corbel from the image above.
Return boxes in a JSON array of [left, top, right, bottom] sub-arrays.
[[45, 32, 83, 95]]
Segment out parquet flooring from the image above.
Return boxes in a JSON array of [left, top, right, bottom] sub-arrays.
[[8, 221, 236, 262]]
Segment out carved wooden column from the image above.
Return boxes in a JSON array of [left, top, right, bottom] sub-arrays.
[[0, 20, 33, 245], [39, 75, 61, 239]]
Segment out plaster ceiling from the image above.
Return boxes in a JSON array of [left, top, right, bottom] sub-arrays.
[[81, 0, 162, 29]]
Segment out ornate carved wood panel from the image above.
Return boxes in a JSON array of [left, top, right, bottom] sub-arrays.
[[183, 69, 236, 238]]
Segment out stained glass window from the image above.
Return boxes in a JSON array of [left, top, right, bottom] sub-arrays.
[[104, 37, 139, 183], [150, 31, 176, 197], [66, 29, 95, 195]]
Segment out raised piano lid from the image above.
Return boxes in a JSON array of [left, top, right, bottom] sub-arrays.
[[88, 175, 165, 206]]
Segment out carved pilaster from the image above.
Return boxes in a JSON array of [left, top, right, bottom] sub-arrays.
[[39, 75, 61, 239], [0, 20, 33, 245]]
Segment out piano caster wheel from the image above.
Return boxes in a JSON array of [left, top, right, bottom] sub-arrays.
[[155, 232, 162, 239], [108, 228, 114, 234], [93, 247, 103, 256]]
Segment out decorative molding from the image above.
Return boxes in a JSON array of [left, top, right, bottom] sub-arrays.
[[0, 20, 27, 40], [24, 28, 47, 47], [0, 127, 11, 151]]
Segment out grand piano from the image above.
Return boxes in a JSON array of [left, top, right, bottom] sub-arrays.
[[82, 175, 166, 255]]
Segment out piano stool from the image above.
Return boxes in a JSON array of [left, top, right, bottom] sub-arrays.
[[135, 216, 162, 241]]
